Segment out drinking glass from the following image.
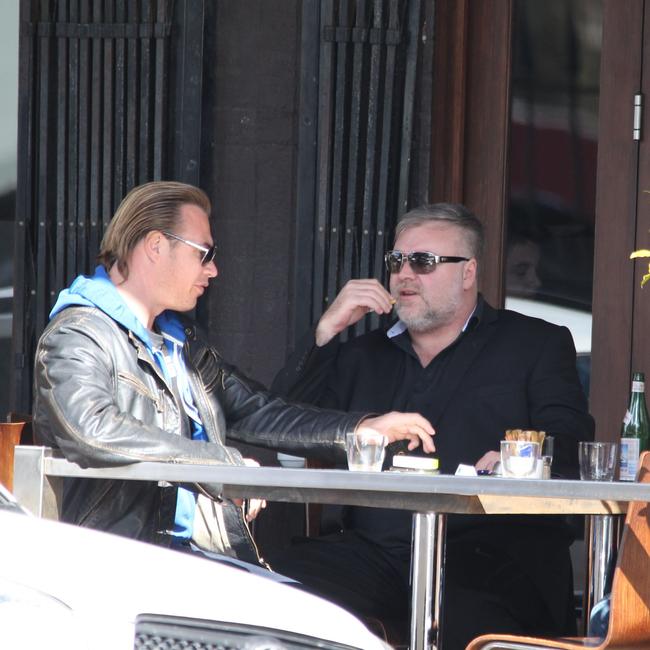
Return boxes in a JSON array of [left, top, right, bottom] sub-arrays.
[[500, 440, 540, 478], [345, 429, 386, 472], [578, 441, 617, 481]]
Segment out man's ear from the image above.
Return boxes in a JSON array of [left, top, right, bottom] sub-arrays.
[[144, 231, 162, 262], [463, 258, 477, 288]]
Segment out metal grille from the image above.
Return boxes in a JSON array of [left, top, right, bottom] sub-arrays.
[[134, 614, 357, 650], [13, 0, 204, 412], [294, 0, 422, 339]]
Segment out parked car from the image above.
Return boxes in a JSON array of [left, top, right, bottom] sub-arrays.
[[0, 485, 389, 650]]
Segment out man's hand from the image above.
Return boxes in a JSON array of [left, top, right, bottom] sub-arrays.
[[315, 279, 395, 347], [360, 412, 435, 454], [233, 458, 267, 522], [475, 451, 500, 473]]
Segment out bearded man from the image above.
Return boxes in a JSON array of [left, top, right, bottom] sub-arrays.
[[269, 203, 594, 649]]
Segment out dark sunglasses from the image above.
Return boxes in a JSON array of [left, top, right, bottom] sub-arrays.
[[162, 231, 217, 266], [384, 250, 470, 274]]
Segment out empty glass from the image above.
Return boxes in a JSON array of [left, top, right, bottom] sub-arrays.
[[345, 429, 387, 472], [578, 441, 617, 481]]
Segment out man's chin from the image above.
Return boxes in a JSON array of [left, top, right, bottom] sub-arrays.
[[396, 309, 438, 333]]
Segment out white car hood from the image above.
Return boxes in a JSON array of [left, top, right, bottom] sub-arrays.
[[0, 510, 388, 649]]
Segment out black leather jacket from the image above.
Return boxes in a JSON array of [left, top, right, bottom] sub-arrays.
[[33, 306, 361, 549]]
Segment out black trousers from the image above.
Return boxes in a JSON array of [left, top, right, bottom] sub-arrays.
[[266, 531, 575, 650]]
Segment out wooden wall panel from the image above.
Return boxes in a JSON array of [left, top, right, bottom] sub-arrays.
[[430, 0, 513, 307], [590, 0, 643, 441]]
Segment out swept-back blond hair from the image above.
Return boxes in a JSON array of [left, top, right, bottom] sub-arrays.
[[97, 181, 211, 279]]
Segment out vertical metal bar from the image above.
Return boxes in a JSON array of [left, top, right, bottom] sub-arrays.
[[152, 0, 168, 180], [55, 1, 69, 297], [14, 446, 62, 521], [326, 0, 352, 309], [370, 0, 400, 314], [35, 0, 52, 337], [396, 0, 421, 217], [356, 0, 383, 335], [293, 0, 320, 340], [341, 0, 367, 286], [433, 513, 447, 650], [12, 0, 37, 413], [126, 0, 139, 190], [410, 512, 444, 650], [312, 0, 335, 324], [102, 0, 116, 229], [77, 0, 91, 275], [139, 0, 152, 182], [89, 0, 104, 267], [171, 0, 204, 185], [582, 514, 622, 634], [67, 0, 80, 283], [172, 0, 205, 319], [114, 0, 126, 208]]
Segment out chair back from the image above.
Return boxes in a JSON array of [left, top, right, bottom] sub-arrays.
[[605, 450, 650, 645], [0, 421, 27, 491]]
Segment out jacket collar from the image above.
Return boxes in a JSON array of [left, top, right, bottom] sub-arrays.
[[50, 265, 187, 353]]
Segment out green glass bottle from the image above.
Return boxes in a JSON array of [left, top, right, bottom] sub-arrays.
[[620, 371, 650, 481]]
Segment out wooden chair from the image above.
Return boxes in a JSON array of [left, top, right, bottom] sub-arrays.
[[466, 451, 650, 650], [0, 412, 33, 492]]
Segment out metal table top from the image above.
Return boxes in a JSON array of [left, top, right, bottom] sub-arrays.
[[39, 450, 650, 514]]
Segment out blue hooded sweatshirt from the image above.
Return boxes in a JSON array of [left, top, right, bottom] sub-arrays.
[[50, 265, 206, 539]]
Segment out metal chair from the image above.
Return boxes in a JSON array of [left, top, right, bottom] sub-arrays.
[[466, 451, 650, 650]]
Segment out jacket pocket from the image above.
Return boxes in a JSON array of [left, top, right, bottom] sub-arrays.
[[117, 372, 163, 410]]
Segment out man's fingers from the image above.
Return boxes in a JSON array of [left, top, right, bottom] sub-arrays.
[[475, 451, 500, 472], [244, 498, 267, 522], [361, 412, 436, 454], [316, 280, 395, 345]]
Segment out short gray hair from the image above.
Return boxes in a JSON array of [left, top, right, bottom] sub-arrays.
[[395, 203, 484, 262]]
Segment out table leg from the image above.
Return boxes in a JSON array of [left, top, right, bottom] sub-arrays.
[[581, 514, 622, 634], [410, 512, 446, 650]]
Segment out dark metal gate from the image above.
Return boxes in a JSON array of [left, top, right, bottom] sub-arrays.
[[294, 0, 425, 340], [13, 0, 205, 412]]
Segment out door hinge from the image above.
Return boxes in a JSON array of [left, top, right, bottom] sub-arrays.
[[634, 93, 643, 141]]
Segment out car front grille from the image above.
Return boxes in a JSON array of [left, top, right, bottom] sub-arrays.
[[134, 614, 359, 650]]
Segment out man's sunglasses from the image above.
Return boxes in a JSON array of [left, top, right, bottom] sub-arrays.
[[162, 231, 217, 266], [384, 250, 470, 275]]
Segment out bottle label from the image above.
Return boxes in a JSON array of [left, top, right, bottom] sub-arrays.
[[620, 437, 641, 481], [623, 410, 632, 426], [632, 381, 645, 393]]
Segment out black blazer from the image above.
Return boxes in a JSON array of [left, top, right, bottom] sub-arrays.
[[274, 298, 594, 477], [273, 298, 595, 632]]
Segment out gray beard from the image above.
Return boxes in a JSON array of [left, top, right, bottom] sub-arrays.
[[396, 305, 445, 333]]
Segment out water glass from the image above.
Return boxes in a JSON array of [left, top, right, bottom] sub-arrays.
[[500, 440, 541, 478], [578, 441, 617, 481], [345, 429, 387, 472]]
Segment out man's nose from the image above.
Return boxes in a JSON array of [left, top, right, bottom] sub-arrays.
[[396, 258, 417, 279], [205, 260, 218, 278]]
